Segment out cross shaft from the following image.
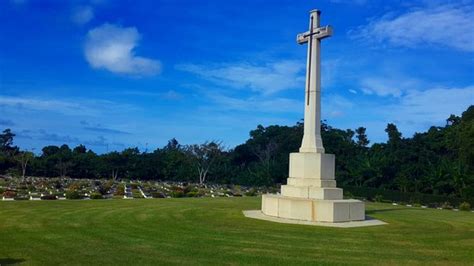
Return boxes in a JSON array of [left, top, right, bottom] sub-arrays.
[[298, 9, 332, 154]]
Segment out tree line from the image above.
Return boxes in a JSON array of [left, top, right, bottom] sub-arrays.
[[1, 105, 473, 199]]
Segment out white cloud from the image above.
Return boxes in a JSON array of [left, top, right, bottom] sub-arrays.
[[322, 59, 341, 88], [72, 6, 94, 25], [161, 90, 183, 100], [393, 86, 474, 125], [352, 4, 474, 52], [360, 85, 474, 141], [322, 95, 354, 118], [118, 89, 184, 100], [360, 77, 424, 97], [177, 60, 305, 95], [0, 95, 138, 116], [84, 24, 161, 76]]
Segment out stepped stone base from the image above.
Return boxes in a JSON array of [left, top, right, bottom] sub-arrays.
[[261, 194, 365, 223], [281, 185, 343, 200], [259, 151, 366, 223]]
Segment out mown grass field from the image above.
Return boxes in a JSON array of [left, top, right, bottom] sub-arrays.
[[0, 197, 473, 265]]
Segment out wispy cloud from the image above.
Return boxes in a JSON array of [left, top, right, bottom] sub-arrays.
[[207, 93, 300, 113], [323, 95, 354, 118], [0, 95, 138, 116], [0, 95, 85, 114], [0, 119, 15, 126], [17, 129, 124, 148], [119, 89, 184, 100], [83, 126, 131, 135], [177, 60, 305, 95], [390, 86, 474, 125], [357, 85, 474, 141], [36, 130, 81, 143], [71, 6, 94, 25], [360, 77, 424, 97], [84, 23, 161, 76], [351, 3, 474, 52]]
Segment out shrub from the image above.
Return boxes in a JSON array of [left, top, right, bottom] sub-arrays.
[[374, 194, 383, 202], [6, 169, 21, 178], [114, 186, 125, 196], [441, 202, 453, 210], [97, 185, 109, 195], [186, 191, 200, 197], [90, 192, 104, 199], [459, 202, 471, 211], [184, 185, 198, 194], [171, 191, 185, 198], [3, 190, 16, 198], [245, 188, 257, 197], [65, 190, 82, 200], [151, 192, 166, 198], [14, 196, 29, 201], [170, 186, 184, 192], [344, 191, 354, 199], [342, 185, 474, 206], [232, 185, 243, 197], [267, 187, 279, 194], [68, 183, 81, 191], [41, 194, 57, 200], [132, 190, 143, 198]]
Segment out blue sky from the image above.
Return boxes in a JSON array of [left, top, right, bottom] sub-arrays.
[[1, 0, 473, 153]]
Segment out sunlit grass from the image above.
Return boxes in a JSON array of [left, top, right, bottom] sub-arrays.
[[0, 197, 473, 265]]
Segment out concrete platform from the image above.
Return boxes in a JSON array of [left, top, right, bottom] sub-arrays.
[[262, 194, 365, 222], [243, 210, 387, 228]]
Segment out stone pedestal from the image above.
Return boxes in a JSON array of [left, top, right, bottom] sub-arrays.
[[262, 152, 365, 223]]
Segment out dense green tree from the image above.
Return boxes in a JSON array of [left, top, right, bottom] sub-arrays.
[[0, 129, 19, 174], [385, 123, 402, 144], [355, 127, 370, 147], [1, 105, 472, 200]]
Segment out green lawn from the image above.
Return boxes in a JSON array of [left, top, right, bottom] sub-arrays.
[[0, 197, 473, 265]]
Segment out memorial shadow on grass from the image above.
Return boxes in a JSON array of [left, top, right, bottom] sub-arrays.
[[0, 258, 26, 265], [365, 207, 416, 215]]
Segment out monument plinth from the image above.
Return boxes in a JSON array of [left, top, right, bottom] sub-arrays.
[[260, 9, 365, 223]]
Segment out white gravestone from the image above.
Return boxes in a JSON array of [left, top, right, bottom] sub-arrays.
[[261, 9, 365, 223]]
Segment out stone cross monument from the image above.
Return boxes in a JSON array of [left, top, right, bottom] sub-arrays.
[[261, 9, 365, 223]]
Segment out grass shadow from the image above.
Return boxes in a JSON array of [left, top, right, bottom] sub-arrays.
[[366, 208, 417, 215], [0, 258, 25, 265]]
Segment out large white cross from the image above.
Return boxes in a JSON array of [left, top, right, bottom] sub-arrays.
[[298, 10, 332, 154]]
